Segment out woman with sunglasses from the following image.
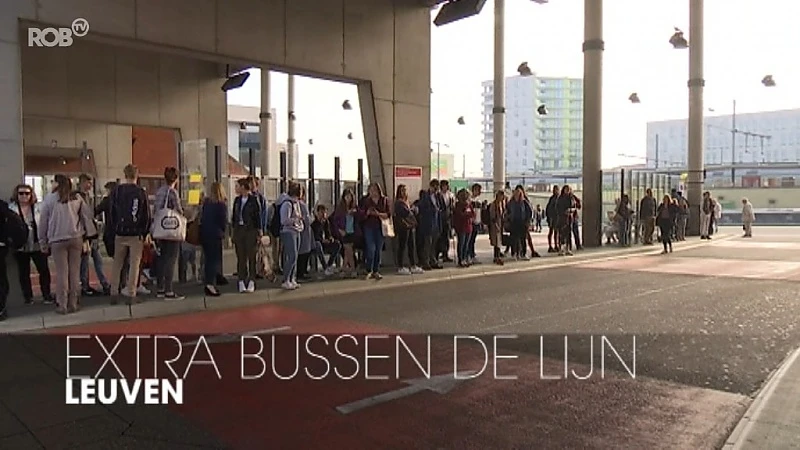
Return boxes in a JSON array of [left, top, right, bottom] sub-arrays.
[[9, 184, 54, 305]]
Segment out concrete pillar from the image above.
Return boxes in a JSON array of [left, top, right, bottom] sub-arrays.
[[0, 17, 24, 198], [581, 0, 604, 248], [259, 70, 272, 180], [686, 0, 704, 236], [491, 0, 506, 193], [0, 10, 25, 303], [287, 74, 298, 179]]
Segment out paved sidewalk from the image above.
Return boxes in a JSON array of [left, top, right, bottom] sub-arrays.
[[2, 233, 733, 333], [724, 345, 800, 449]]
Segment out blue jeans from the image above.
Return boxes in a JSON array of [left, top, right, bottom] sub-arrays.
[[618, 218, 630, 246], [281, 231, 301, 283], [80, 240, 109, 290], [457, 232, 470, 264], [363, 226, 384, 273], [467, 227, 479, 259], [314, 241, 341, 269]]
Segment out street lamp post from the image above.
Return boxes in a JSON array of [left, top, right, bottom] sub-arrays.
[[431, 141, 448, 179]]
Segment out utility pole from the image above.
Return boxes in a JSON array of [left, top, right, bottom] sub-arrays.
[[730, 99, 736, 185], [431, 141, 447, 179]]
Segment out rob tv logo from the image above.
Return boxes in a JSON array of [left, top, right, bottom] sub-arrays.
[[28, 18, 89, 47]]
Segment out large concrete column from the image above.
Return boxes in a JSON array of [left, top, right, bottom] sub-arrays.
[[259, 70, 272, 180], [580, 0, 604, 248], [0, 15, 24, 198], [0, 5, 25, 303], [491, 0, 506, 193], [287, 74, 298, 179], [686, 0, 704, 235]]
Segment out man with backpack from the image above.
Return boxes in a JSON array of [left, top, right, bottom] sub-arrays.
[[108, 164, 150, 303]]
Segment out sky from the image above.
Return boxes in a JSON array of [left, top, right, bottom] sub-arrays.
[[227, 0, 800, 178]]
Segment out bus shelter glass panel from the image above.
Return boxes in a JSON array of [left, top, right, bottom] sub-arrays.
[[179, 139, 209, 209]]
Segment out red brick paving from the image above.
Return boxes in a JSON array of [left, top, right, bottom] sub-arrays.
[[55, 304, 746, 449]]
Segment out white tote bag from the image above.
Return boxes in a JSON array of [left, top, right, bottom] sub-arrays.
[[151, 188, 187, 241], [381, 217, 395, 238]]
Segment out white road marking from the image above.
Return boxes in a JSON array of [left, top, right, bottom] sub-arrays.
[[335, 371, 474, 414], [181, 326, 291, 348]]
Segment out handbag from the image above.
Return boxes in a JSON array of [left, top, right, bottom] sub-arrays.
[[381, 217, 395, 237], [185, 203, 202, 245], [151, 187, 187, 241], [77, 201, 96, 255]]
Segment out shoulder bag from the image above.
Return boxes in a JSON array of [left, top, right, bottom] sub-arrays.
[[151, 188, 187, 241]]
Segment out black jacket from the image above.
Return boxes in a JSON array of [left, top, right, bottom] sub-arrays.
[[231, 194, 263, 230], [545, 194, 559, 221], [311, 218, 335, 242]]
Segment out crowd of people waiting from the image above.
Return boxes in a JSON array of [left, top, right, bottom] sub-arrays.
[[0, 163, 755, 321], [607, 188, 756, 254]]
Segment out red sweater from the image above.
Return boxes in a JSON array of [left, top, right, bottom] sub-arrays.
[[453, 202, 475, 235]]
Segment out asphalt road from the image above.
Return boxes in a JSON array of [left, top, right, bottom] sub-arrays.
[[4, 226, 800, 449]]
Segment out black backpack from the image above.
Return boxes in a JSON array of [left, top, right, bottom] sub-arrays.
[[114, 185, 148, 237], [268, 202, 282, 236], [3, 205, 29, 250]]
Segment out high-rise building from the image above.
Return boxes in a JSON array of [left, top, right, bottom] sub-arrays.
[[646, 109, 800, 168], [481, 75, 583, 177]]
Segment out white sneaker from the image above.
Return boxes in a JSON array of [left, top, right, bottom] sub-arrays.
[[410, 266, 423, 274], [365, 272, 373, 280], [291, 281, 300, 288], [246, 281, 255, 293], [136, 285, 151, 295], [324, 267, 335, 276], [238, 281, 246, 293], [397, 267, 411, 275], [281, 281, 296, 290]]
